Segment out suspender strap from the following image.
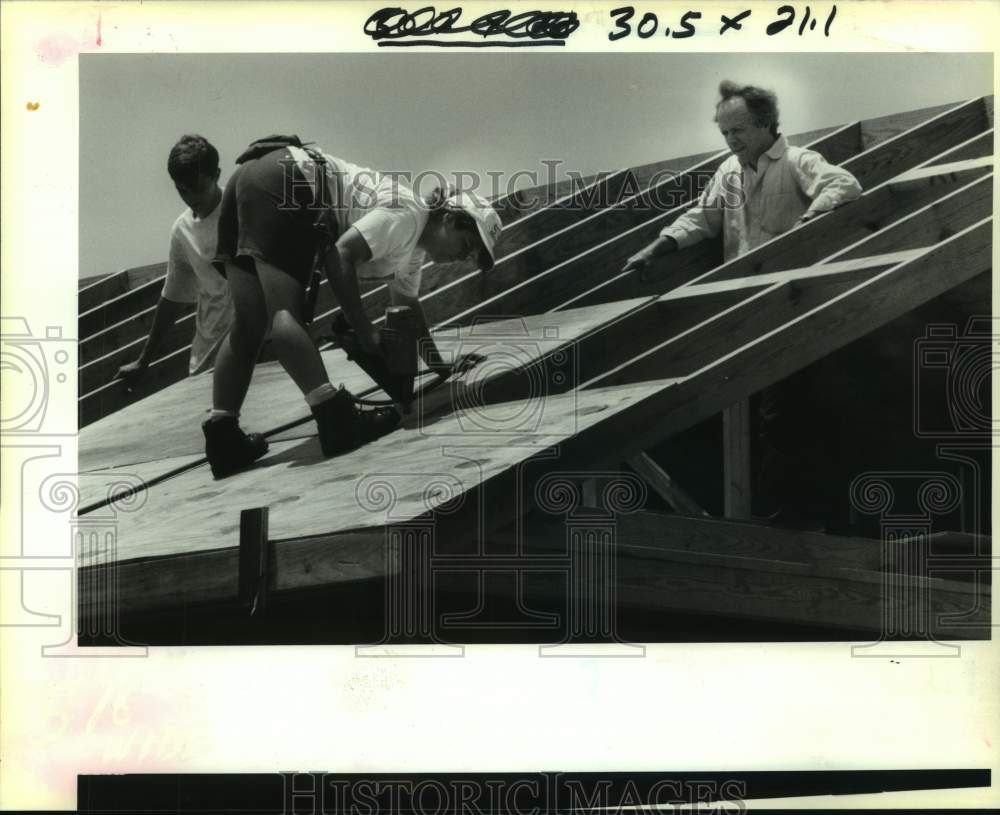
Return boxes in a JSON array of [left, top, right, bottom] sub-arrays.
[[301, 146, 340, 326]]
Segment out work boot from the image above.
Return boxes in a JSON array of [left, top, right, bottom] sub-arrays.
[[202, 416, 269, 479], [354, 403, 402, 445], [311, 386, 358, 457]]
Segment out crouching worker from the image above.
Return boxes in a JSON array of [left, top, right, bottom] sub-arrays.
[[203, 135, 501, 479]]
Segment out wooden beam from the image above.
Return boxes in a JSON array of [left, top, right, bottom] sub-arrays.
[[888, 155, 994, 187], [722, 399, 752, 519], [661, 170, 991, 296], [564, 159, 989, 311], [583, 178, 991, 389], [857, 99, 963, 149], [574, 219, 992, 467], [238, 507, 271, 615], [490, 167, 631, 225], [923, 129, 993, 167], [80, 311, 197, 393], [444, 173, 990, 424], [660, 248, 926, 301], [79, 500, 988, 638], [80, 305, 195, 368], [625, 453, 709, 517], [846, 97, 989, 188], [604, 512, 988, 636], [825, 174, 991, 262], [79, 526, 390, 620], [80, 272, 166, 339], [78, 261, 167, 314], [489, 169, 635, 258]]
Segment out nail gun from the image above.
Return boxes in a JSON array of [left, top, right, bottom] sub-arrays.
[[331, 306, 420, 413]]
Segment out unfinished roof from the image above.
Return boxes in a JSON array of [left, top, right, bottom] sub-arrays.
[[76, 96, 994, 632]]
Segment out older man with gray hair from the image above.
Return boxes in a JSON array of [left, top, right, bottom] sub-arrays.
[[625, 81, 864, 527], [625, 80, 862, 273]]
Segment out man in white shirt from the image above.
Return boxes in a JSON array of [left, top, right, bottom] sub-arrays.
[[624, 80, 862, 272], [202, 137, 501, 478], [115, 135, 233, 387]]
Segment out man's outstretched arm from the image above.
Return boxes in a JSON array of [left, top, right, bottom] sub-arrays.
[[114, 296, 189, 386], [622, 166, 728, 274], [322, 227, 381, 354]]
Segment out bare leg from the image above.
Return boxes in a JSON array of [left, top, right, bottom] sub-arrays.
[[255, 259, 331, 395], [212, 263, 268, 413]]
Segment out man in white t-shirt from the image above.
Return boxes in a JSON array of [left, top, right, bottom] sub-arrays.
[[288, 147, 497, 369], [115, 135, 233, 387]]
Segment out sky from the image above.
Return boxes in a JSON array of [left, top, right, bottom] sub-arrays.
[[79, 52, 992, 280]]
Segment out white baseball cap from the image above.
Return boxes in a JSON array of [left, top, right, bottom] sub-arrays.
[[444, 191, 502, 271]]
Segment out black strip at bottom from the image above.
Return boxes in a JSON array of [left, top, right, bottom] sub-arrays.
[[77, 769, 990, 813]]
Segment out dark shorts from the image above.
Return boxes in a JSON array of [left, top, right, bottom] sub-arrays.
[[214, 147, 333, 286]]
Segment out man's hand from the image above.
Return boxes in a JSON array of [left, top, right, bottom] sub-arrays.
[[622, 249, 656, 276], [622, 236, 676, 276], [114, 359, 147, 389]]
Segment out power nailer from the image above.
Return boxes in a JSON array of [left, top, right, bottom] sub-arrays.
[[330, 306, 420, 413]]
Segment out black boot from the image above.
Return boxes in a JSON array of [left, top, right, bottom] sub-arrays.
[[202, 416, 269, 479], [354, 403, 402, 445], [311, 386, 358, 457]]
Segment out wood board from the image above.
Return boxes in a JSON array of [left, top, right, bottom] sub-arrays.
[[89, 379, 670, 565], [80, 299, 644, 483]]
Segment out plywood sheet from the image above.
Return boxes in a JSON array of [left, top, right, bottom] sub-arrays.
[[76, 455, 204, 512], [103, 380, 670, 564], [80, 300, 645, 494], [79, 348, 380, 473]]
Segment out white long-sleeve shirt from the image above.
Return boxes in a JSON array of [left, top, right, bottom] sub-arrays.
[[662, 135, 862, 261]]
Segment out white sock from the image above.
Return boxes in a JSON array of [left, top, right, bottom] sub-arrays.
[[305, 382, 338, 407], [208, 408, 238, 420]]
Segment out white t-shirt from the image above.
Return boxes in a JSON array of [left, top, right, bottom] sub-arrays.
[[289, 147, 427, 298], [161, 203, 233, 374]]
